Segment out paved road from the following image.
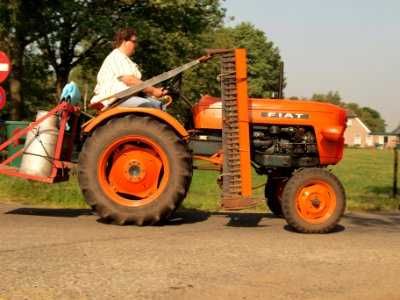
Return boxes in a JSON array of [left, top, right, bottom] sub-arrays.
[[0, 203, 399, 300]]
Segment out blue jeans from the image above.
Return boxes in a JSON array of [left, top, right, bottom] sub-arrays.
[[119, 96, 166, 111]]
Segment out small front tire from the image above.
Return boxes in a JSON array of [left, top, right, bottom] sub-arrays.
[[265, 179, 287, 218], [281, 168, 346, 233]]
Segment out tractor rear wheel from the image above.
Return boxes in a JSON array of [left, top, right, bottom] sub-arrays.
[[78, 115, 192, 225], [281, 168, 345, 233]]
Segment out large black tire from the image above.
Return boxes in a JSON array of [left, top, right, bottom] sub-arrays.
[[265, 179, 287, 218], [281, 168, 346, 233], [77, 115, 193, 225]]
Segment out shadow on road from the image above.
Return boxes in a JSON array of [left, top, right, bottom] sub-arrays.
[[167, 210, 211, 225], [4, 205, 399, 231], [343, 211, 400, 231], [222, 212, 273, 227], [170, 210, 277, 227], [5, 207, 93, 218], [283, 224, 345, 234], [4, 206, 276, 228]]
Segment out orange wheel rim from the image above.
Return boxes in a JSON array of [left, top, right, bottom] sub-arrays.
[[295, 180, 336, 224], [98, 136, 169, 207]]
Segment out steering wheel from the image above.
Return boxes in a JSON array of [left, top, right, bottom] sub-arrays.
[[162, 72, 183, 94], [161, 72, 194, 108]]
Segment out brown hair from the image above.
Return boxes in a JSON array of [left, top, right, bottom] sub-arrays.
[[112, 28, 137, 49]]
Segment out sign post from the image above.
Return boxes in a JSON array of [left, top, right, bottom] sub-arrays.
[[394, 147, 398, 200]]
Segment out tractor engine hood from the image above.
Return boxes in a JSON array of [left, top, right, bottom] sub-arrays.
[[192, 95, 347, 141]]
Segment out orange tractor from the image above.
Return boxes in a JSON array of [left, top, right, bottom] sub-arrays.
[[0, 49, 346, 233]]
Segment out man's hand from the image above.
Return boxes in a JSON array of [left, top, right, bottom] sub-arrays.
[[119, 75, 167, 98], [152, 87, 167, 98]]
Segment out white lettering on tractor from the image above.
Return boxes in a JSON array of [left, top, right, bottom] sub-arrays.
[[261, 112, 310, 119]]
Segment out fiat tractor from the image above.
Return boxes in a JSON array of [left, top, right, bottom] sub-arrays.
[[0, 49, 346, 233]]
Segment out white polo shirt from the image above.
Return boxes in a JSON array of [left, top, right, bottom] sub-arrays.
[[91, 49, 142, 108]]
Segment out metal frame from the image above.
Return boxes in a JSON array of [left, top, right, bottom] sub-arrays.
[[0, 102, 80, 183]]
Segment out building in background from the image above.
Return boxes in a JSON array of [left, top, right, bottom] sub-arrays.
[[344, 110, 399, 149]]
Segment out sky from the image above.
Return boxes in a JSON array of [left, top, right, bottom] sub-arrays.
[[222, 0, 400, 131]]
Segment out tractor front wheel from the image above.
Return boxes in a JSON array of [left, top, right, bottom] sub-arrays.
[[265, 179, 287, 218], [281, 168, 346, 233], [78, 115, 192, 225]]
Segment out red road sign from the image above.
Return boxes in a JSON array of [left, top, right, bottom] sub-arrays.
[[0, 51, 11, 83], [0, 86, 5, 110]]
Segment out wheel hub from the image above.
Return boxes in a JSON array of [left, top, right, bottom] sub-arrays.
[[311, 197, 321, 208], [124, 160, 146, 183], [297, 182, 336, 221], [108, 146, 162, 198]]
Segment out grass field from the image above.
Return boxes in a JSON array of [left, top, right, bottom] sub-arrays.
[[330, 148, 399, 211], [0, 148, 398, 212]]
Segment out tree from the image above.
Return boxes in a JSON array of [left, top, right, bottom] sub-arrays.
[[22, 47, 56, 116], [169, 22, 285, 124], [359, 107, 386, 132], [0, 0, 48, 120], [35, 0, 127, 101], [1, 0, 226, 121], [311, 91, 342, 106], [1, 1, 285, 127], [295, 92, 387, 132], [345, 102, 386, 132], [222, 23, 284, 98], [38, 0, 226, 98]]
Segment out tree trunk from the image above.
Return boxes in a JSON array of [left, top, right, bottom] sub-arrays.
[[55, 70, 69, 103], [8, 42, 24, 121]]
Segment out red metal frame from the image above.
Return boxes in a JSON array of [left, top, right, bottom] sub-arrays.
[[234, 48, 252, 198], [0, 102, 80, 183], [192, 150, 223, 171]]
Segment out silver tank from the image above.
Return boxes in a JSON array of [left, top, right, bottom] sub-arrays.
[[20, 111, 59, 177]]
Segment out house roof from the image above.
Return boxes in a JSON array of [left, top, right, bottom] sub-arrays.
[[370, 132, 400, 136]]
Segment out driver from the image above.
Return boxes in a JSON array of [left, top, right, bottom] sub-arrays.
[[91, 27, 167, 110]]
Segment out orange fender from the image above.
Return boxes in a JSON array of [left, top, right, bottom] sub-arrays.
[[82, 107, 189, 138]]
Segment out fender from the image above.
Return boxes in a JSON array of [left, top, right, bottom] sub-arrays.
[[82, 106, 189, 138]]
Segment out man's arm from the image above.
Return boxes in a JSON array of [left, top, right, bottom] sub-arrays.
[[119, 75, 165, 98]]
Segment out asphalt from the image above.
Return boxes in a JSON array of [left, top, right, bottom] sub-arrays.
[[0, 203, 399, 300]]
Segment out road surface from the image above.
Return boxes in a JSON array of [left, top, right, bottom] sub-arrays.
[[0, 203, 399, 300]]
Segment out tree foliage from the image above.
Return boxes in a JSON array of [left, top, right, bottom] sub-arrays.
[[346, 102, 386, 132], [309, 91, 386, 132], [0, 0, 225, 120], [311, 91, 342, 106], [0, 0, 390, 134], [168, 22, 284, 124], [34, 0, 120, 99], [222, 23, 284, 98], [0, 0, 49, 120], [1, 0, 287, 125]]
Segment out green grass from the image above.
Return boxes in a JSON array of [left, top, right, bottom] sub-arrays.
[[0, 148, 398, 211], [330, 148, 399, 211], [181, 160, 266, 211], [0, 173, 86, 208]]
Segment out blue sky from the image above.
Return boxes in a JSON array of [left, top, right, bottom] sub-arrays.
[[222, 0, 399, 131]]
